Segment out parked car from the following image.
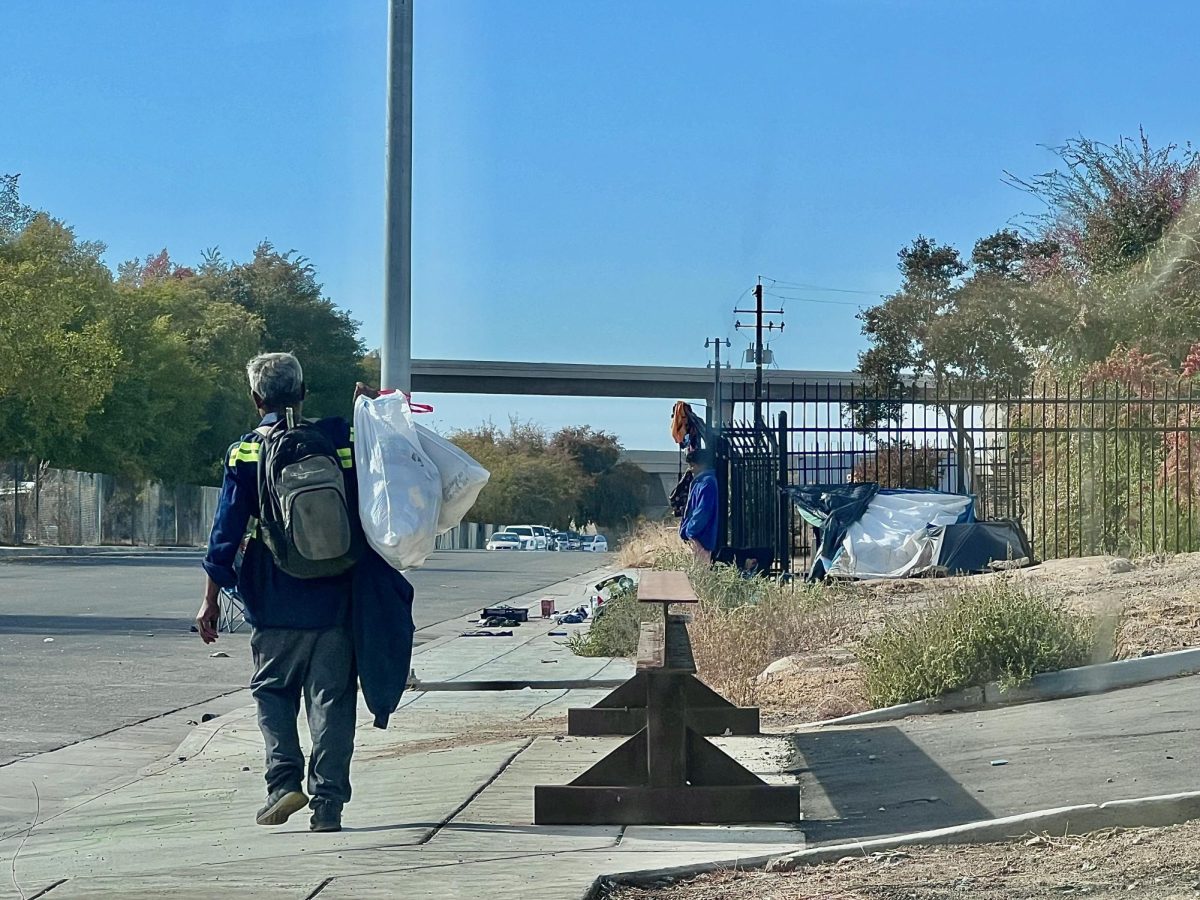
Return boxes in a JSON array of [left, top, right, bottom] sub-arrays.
[[501, 525, 537, 550], [553, 531, 572, 551], [532, 525, 555, 550], [582, 534, 609, 553], [567, 531, 582, 550], [486, 532, 524, 551]]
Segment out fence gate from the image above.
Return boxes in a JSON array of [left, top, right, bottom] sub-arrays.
[[713, 421, 791, 577]]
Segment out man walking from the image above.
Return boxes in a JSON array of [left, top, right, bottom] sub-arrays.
[[195, 352, 361, 833], [679, 448, 719, 565]]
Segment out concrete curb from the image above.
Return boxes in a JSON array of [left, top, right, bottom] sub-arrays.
[[589, 790, 1200, 894], [141, 705, 257, 777], [800, 647, 1200, 729]]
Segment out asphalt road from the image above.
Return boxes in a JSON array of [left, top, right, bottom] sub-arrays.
[[0, 549, 611, 766]]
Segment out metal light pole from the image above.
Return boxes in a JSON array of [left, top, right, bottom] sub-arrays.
[[705, 337, 730, 432], [381, 0, 413, 391]]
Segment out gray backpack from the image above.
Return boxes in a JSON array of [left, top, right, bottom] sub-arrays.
[[255, 420, 362, 579]]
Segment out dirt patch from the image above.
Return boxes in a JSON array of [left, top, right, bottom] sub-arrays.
[[746, 552, 1200, 722], [356, 716, 567, 757], [607, 822, 1200, 899]]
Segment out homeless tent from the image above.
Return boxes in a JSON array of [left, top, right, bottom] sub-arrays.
[[789, 484, 1031, 581]]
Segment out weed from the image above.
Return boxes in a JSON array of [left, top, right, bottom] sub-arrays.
[[857, 577, 1098, 706], [567, 587, 648, 657]]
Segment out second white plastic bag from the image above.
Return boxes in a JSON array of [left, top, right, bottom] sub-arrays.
[[353, 393, 442, 570], [415, 424, 490, 534]]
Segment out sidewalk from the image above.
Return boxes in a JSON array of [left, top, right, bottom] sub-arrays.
[[11, 564, 1195, 899], [784, 672, 1200, 847], [0, 567, 803, 900]]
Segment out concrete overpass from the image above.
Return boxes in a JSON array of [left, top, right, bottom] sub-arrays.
[[409, 359, 874, 519], [411, 358, 871, 419]]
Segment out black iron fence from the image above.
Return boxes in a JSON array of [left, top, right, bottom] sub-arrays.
[[718, 379, 1200, 574]]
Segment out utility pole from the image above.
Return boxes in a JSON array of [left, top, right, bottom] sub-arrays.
[[381, 0, 413, 392], [735, 277, 784, 426], [705, 337, 731, 431]]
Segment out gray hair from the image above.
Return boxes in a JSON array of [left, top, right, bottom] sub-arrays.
[[246, 352, 304, 407]]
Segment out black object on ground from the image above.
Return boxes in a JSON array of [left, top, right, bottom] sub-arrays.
[[459, 630, 514, 638], [481, 605, 529, 623]]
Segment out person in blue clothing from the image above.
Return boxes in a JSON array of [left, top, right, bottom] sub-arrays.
[[195, 352, 374, 834], [679, 448, 719, 565]]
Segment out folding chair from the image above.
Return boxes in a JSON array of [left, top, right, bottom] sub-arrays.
[[218, 586, 248, 633]]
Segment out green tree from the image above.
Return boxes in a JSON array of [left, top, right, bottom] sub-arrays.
[[588, 461, 647, 527], [0, 174, 33, 238], [450, 421, 583, 526], [550, 426, 646, 526], [70, 253, 263, 484], [0, 210, 119, 463], [856, 232, 1055, 402], [198, 243, 365, 419], [854, 232, 1059, 490]]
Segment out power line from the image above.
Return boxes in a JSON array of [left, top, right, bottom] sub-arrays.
[[763, 291, 868, 308], [761, 276, 881, 296]]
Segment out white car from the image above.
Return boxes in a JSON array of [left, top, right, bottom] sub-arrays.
[[582, 535, 609, 553], [486, 532, 524, 551], [501, 525, 538, 550], [532, 525, 555, 550]]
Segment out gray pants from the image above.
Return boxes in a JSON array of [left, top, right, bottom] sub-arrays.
[[250, 625, 357, 806]]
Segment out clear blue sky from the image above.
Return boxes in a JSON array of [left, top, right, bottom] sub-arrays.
[[3, 1, 1197, 449]]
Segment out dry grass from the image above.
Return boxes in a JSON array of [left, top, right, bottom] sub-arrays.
[[614, 530, 1200, 723], [687, 571, 864, 708], [605, 822, 1200, 899], [618, 521, 690, 569], [753, 553, 1200, 722]]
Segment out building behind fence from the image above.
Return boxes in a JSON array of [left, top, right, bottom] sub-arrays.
[[715, 378, 1200, 575]]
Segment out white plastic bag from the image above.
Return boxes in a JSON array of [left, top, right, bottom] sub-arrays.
[[353, 393, 442, 570], [415, 424, 490, 533]]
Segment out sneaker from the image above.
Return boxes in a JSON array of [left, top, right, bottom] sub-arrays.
[[309, 801, 343, 833], [256, 787, 309, 826]]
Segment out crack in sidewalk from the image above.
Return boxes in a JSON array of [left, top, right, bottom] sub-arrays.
[[417, 737, 537, 847]]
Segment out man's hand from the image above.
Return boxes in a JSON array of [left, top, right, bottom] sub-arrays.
[[196, 581, 220, 644], [353, 382, 380, 401]]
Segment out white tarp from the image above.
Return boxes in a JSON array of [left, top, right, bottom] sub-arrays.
[[827, 491, 973, 580]]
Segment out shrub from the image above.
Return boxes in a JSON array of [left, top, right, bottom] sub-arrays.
[[857, 578, 1097, 706], [567, 586, 645, 657]]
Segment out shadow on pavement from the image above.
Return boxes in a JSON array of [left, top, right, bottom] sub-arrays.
[[1, 555, 203, 568], [0, 614, 192, 635], [785, 726, 991, 844]]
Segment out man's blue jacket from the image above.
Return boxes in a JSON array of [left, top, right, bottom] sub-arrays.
[[679, 468, 719, 552]]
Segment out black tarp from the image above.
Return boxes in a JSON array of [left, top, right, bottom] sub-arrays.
[[932, 520, 1034, 575]]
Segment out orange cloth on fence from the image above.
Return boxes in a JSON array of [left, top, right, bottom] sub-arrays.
[[671, 401, 693, 446]]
